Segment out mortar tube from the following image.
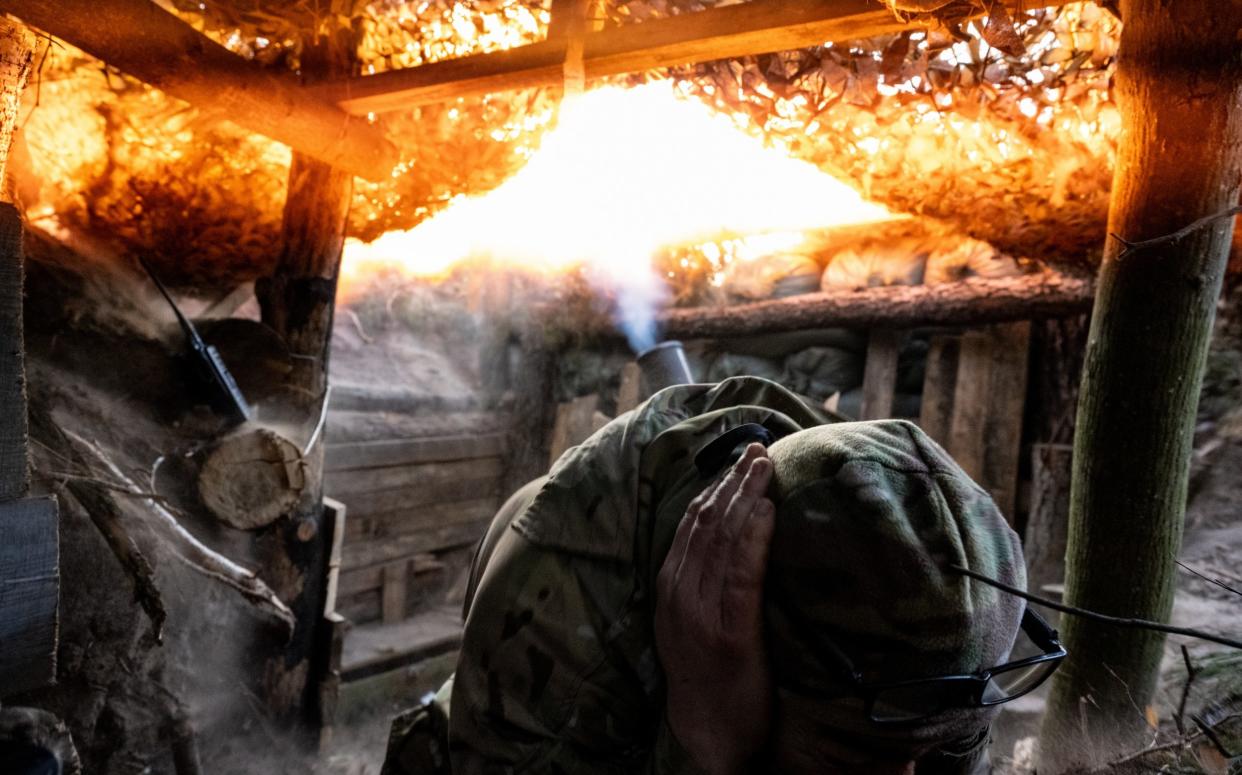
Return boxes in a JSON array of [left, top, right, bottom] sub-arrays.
[[636, 340, 694, 395]]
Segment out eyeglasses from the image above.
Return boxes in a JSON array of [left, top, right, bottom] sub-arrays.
[[783, 606, 1067, 724]]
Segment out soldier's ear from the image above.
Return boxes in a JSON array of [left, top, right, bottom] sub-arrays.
[[694, 423, 780, 478]]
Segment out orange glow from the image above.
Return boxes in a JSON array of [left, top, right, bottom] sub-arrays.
[[339, 82, 896, 297]]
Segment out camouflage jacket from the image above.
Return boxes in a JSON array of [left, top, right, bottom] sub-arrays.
[[449, 377, 832, 774]]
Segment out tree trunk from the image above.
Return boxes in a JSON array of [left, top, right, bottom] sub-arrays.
[[1038, 2, 1242, 770], [253, 30, 354, 732]]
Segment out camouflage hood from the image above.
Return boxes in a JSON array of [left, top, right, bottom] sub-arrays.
[[763, 420, 1027, 747]]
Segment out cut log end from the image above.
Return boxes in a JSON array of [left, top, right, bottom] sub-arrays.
[[197, 426, 306, 530]]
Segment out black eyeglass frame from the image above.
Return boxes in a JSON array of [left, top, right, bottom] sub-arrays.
[[792, 606, 1067, 725]]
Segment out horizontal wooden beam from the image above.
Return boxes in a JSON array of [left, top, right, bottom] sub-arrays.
[[312, 0, 1070, 115], [646, 271, 1095, 341], [5, 0, 400, 180]]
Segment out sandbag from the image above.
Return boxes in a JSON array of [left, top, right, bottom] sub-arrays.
[[821, 239, 929, 290], [704, 352, 785, 384], [924, 239, 1021, 284], [781, 346, 865, 400], [720, 252, 821, 301]]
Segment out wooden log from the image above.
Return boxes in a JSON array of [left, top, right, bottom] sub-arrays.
[[325, 433, 508, 472], [0, 496, 58, 697], [860, 329, 901, 420], [582, 273, 1094, 343], [197, 427, 306, 530], [2, 0, 398, 180], [1040, 1, 1242, 768], [251, 31, 356, 729], [917, 334, 960, 445], [980, 321, 1031, 521], [312, 0, 1071, 115]]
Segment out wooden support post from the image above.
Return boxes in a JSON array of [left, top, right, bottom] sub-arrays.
[[1039, 2, 1242, 769], [381, 561, 409, 625], [917, 334, 960, 445], [860, 329, 901, 420], [253, 30, 354, 731], [0, 18, 57, 698]]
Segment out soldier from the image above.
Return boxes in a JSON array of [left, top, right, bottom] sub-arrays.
[[386, 376, 1061, 774]]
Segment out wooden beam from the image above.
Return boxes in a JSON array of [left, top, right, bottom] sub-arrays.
[[612, 271, 1093, 342], [312, 0, 1071, 115], [3, 0, 399, 180]]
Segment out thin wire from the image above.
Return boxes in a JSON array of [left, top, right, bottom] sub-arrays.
[[948, 565, 1242, 651]]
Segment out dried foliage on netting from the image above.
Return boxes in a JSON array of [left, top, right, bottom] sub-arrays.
[[656, 3, 1120, 265], [18, 0, 1120, 290]]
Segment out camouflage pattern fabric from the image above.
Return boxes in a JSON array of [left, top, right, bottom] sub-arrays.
[[449, 376, 1024, 773], [764, 421, 1026, 749]]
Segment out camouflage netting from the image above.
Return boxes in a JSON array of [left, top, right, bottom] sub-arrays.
[[16, 0, 1119, 291]]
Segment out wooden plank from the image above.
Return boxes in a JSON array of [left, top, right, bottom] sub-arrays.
[[338, 588, 380, 625], [322, 497, 347, 618], [0, 204, 27, 501], [548, 394, 600, 466], [4, 0, 398, 180], [340, 477, 503, 526], [330, 432, 509, 469], [918, 334, 960, 446], [341, 606, 462, 680], [981, 321, 1031, 520], [342, 517, 493, 571], [0, 496, 58, 697], [616, 362, 643, 414], [346, 497, 500, 543], [1025, 442, 1072, 603], [325, 456, 505, 495], [860, 329, 901, 420], [945, 330, 992, 483], [313, 0, 1071, 115], [380, 561, 409, 625]]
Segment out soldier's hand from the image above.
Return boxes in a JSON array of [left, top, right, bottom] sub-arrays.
[[655, 443, 776, 775]]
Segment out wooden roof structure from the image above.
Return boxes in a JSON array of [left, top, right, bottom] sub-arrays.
[[7, 0, 1071, 180]]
